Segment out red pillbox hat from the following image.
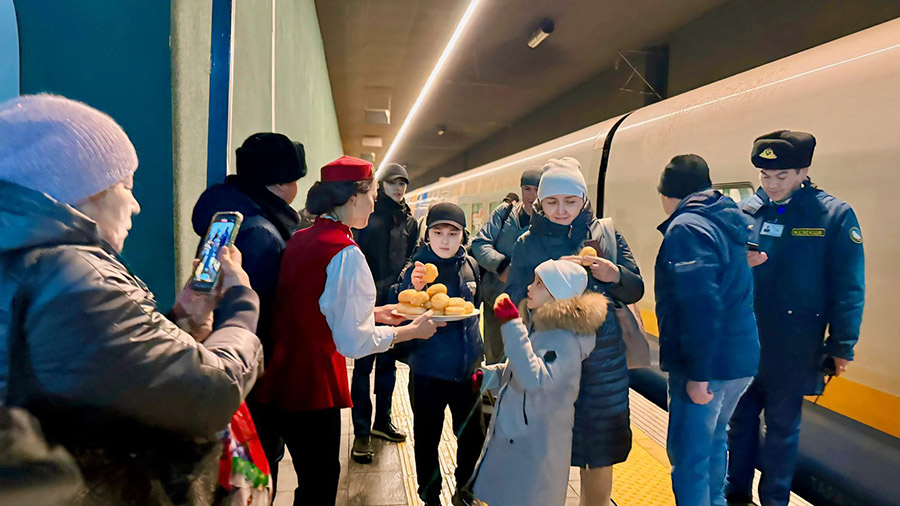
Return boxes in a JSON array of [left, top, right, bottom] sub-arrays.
[[320, 155, 373, 182]]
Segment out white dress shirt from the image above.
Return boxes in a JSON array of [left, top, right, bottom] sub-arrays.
[[319, 245, 396, 359]]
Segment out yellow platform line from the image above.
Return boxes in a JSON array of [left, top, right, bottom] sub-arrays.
[[611, 425, 675, 506]]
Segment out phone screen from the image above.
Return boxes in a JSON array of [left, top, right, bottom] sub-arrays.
[[192, 214, 241, 290]]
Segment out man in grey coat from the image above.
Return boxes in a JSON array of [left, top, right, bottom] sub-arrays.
[[471, 168, 542, 363]]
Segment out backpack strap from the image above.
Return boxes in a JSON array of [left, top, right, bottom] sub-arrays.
[[496, 202, 515, 235], [594, 217, 617, 264]]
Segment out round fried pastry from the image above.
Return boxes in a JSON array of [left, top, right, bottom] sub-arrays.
[[426, 283, 448, 297], [447, 297, 466, 308], [424, 263, 439, 284], [397, 303, 427, 316], [410, 291, 430, 306], [579, 246, 598, 257], [398, 289, 417, 303], [430, 293, 450, 310], [463, 301, 475, 314], [444, 306, 466, 316]]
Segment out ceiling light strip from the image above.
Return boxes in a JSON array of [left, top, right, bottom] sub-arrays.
[[377, 0, 484, 174]]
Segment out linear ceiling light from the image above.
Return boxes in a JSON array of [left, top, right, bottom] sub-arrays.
[[377, 0, 484, 175]]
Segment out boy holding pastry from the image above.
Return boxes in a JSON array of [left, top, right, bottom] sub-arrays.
[[392, 202, 485, 505]]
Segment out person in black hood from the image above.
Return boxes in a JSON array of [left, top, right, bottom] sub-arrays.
[[654, 154, 759, 506], [349, 163, 419, 463], [190, 132, 305, 494]]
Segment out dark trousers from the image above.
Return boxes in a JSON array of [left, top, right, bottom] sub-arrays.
[[726, 377, 804, 506], [350, 351, 397, 436], [245, 398, 285, 498], [276, 407, 342, 506], [410, 374, 485, 503]]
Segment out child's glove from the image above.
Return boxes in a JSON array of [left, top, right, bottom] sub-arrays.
[[471, 369, 484, 393], [493, 293, 520, 324]]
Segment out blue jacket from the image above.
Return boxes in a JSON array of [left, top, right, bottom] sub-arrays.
[[471, 202, 531, 303], [391, 245, 484, 382], [506, 204, 643, 467], [741, 182, 864, 394], [655, 190, 760, 382]]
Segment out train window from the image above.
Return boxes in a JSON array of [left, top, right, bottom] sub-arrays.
[[471, 203, 485, 234], [713, 181, 755, 203], [489, 201, 501, 214]]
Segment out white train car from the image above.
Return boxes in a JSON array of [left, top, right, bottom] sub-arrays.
[[407, 18, 900, 505]]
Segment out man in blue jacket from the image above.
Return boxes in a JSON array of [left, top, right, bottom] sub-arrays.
[[472, 168, 541, 363], [726, 131, 865, 506], [655, 155, 760, 506]]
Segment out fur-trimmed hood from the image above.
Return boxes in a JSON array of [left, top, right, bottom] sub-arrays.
[[527, 292, 609, 335]]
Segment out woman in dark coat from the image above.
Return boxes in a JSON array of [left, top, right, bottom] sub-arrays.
[[506, 158, 644, 506]]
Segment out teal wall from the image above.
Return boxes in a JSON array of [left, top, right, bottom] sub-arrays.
[[13, 0, 343, 301], [15, 0, 177, 306]]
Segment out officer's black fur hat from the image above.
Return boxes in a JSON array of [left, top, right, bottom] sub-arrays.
[[751, 130, 816, 170]]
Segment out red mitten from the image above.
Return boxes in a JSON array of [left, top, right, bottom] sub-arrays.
[[472, 369, 484, 393], [493, 294, 520, 324]]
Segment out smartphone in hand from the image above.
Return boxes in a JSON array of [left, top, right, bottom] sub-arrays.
[[191, 212, 243, 292], [747, 241, 760, 252]]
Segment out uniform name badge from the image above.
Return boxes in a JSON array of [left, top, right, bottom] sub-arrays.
[[760, 222, 784, 237]]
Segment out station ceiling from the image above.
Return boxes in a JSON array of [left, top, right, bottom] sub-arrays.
[[316, 0, 727, 181]]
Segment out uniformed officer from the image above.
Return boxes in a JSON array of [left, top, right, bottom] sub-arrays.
[[725, 131, 865, 506]]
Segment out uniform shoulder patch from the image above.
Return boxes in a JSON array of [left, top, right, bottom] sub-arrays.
[[543, 350, 557, 363], [791, 228, 825, 237], [849, 227, 863, 244]]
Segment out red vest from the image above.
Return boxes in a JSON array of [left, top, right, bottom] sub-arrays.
[[254, 218, 357, 411]]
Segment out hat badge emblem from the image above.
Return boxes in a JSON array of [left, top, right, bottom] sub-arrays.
[[760, 148, 778, 160]]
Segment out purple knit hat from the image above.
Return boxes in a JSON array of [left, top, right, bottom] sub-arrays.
[[0, 94, 138, 204]]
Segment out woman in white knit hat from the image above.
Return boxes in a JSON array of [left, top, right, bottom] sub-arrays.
[[0, 94, 262, 505], [505, 157, 645, 506]]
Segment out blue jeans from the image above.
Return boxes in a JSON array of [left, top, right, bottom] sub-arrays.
[[667, 374, 753, 506], [350, 351, 397, 436], [726, 376, 804, 506]]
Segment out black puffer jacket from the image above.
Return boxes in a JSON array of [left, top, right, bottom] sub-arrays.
[[0, 181, 263, 505], [191, 174, 300, 364], [507, 203, 643, 468], [354, 189, 419, 304]]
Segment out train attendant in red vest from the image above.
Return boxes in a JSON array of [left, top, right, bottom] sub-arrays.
[[255, 156, 443, 505]]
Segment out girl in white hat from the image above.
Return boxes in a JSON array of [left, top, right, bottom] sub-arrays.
[[472, 259, 609, 506]]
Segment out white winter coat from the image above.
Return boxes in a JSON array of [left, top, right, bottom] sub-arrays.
[[473, 292, 608, 506]]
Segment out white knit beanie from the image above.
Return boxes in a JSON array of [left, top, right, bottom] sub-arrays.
[[538, 156, 587, 201], [0, 94, 138, 204], [535, 259, 588, 300]]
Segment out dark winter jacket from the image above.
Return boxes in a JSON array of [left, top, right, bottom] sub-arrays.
[[391, 245, 483, 382], [472, 202, 531, 304], [506, 203, 643, 467], [191, 174, 300, 364], [0, 180, 263, 505], [741, 182, 864, 394], [655, 190, 760, 382], [354, 189, 419, 304]]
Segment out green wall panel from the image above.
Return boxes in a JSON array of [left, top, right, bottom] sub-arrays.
[[14, 0, 177, 306]]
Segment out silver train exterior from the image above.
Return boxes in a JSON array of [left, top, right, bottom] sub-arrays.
[[406, 18, 900, 506]]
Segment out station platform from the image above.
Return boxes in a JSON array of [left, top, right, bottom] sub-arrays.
[[273, 362, 812, 506]]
